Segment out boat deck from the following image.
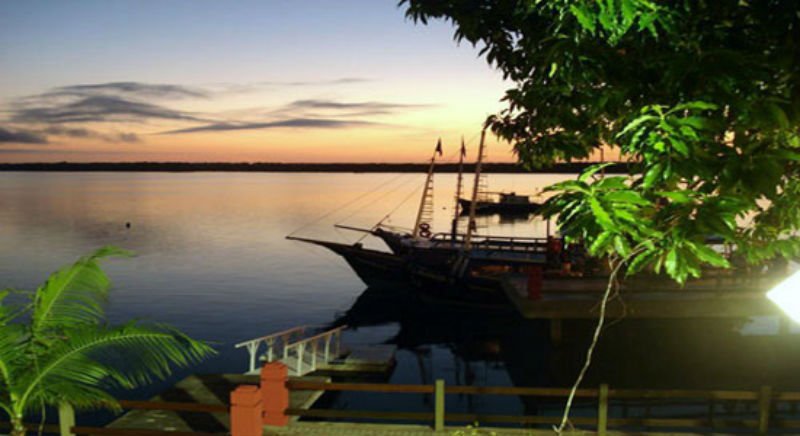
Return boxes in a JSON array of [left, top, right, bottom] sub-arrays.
[[502, 273, 785, 319]]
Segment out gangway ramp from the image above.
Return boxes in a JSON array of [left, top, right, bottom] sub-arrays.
[[236, 325, 395, 377]]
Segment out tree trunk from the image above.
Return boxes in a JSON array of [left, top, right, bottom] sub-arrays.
[[10, 415, 26, 436]]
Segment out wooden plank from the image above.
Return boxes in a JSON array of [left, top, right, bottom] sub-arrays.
[[72, 427, 223, 436], [446, 413, 595, 426], [285, 408, 434, 421], [445, 385, 596, 397], [118, 400, 228, 413], [609, 388, 758, 401], [287, 380, 434, 393]]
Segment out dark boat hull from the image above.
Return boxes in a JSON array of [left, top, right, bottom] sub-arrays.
[[289, 237, 510, 306], [458, 198, 541, 215]]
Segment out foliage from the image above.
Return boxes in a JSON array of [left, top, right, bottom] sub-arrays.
[[0, 247, 215, 435], [402, 0, 800, 282]]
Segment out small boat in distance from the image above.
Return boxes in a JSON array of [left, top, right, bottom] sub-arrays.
[[458, 191, 541, 215]]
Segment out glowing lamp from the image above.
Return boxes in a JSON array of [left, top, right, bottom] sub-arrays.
[[767, 270, 800, 323]]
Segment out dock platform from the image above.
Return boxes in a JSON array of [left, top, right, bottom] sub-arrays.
[[107, 373, 329, 433], [503, 273, 784, 319]]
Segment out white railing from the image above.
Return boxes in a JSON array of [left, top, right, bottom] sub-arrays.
[[282, 325, 346, 376], [235, 325, 310, 374]]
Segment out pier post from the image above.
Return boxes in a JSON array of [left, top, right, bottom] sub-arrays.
[[58, 403, 75, 436], [597, 384, 608, 436], [260, 362, 290, 426], [434, 379, 445, 431], [231, 385, 262, 436], [527, 266, 542, 300], [758, 385, 772, 435]]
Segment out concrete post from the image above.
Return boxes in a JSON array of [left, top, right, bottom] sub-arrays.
[[231, 385, 263, 436], [261, 362, 290, 426], [434, 379, 445, 431], [58, 403, 75, 436]]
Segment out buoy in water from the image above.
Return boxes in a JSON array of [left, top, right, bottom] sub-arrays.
[[125, 222, 131, 229]]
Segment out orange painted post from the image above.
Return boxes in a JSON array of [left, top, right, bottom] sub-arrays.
[[230, 385, 262, 436], [260, 362, 290, 426], [527, 266, 543, 300]]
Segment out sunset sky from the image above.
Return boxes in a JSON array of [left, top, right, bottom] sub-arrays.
[[0, 0, 515, 163]]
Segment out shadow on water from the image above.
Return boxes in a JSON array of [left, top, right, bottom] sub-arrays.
[[314, 285, 800, 425]]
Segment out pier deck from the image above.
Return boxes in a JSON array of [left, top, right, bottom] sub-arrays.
[[263, 421, 705, 435], [107, 374, 329, 433], [503, 273, 784, 319]]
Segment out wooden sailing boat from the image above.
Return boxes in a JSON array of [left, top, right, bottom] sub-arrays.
[[287, 132, 548, 302]]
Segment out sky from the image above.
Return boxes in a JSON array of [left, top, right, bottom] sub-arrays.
[[0, 0, 515, 163]]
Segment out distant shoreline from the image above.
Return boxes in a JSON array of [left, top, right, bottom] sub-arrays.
[[0, 162, 629, 173]]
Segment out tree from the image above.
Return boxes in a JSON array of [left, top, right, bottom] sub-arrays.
[[401, 0, 800, 282], [0, 247, 215, 436], [402, 1, 800, 432]]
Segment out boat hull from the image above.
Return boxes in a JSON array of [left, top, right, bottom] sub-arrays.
[[459, 198, 541, 215]]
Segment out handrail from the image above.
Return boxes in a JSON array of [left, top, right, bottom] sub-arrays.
[[281, 325, 347, 376], [285, 379, 793, 433], [234, 325, 308, 348], [235, 325, 313, 374], [286, 325, 346, 348]]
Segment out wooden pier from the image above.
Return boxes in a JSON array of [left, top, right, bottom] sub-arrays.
[[106, 373, 329, 433], [503, 273, 785, 320], [235, 325, 396, 377]]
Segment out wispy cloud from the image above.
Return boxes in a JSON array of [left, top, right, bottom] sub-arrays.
[[285, 99, 432, 116], [262, 77, 372, 87], [45, 81, 208, 99], [43, 126, 140, 143], [12, 95, 205, 124], [0, 126, 48, 144], [162, 118, 376, 134]]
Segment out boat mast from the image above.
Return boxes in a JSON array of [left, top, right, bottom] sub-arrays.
[[451, 136, 466, 239], [412, 139, 442, 238], [464, 129, 487, 250]]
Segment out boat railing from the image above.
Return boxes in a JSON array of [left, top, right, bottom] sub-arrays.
[[430, 233, 550, 254], [235, 325, 312, 374], [281, 325, 347, 376]]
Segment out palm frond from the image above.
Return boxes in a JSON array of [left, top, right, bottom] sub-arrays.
[[0, 323, 26, 414], [16, 322, 215, 413], [31, 246, 132, 338]]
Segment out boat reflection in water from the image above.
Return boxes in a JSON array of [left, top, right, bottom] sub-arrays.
[[315, 285, 800, 425]]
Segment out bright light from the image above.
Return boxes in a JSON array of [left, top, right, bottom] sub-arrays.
[[767, 270, 800, 323]]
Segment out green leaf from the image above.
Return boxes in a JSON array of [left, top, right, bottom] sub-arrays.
[[589, 231, 614, 255], [688, 242, 730, 268], [589, 197, 615, 230], [578, 162, 615, 183], [570, 4, 597, 34], [617, 115, 658, 138]]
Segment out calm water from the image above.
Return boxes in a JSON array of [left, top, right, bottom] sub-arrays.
[[2, 171, 799, 425]]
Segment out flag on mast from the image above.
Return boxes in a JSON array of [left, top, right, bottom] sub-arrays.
[[435, 138, 443, 156], [460, 137, 466, 158]]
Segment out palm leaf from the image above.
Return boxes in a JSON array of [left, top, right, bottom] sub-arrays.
[[31, 246, 132, 338], [16, 322, 215, 414]]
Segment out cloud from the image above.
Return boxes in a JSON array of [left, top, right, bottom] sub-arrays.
[[12, 95, 205, 124], [43, 126, 140, 143], [286, 99, 432, 115], [261, 77, 372, 87], [162, 118, 376, 134], [0, 127, 48, 144], [46, 82, 208, 99]]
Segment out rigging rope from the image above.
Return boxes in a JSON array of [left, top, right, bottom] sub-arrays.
[[288, 132, 484, 238], [287, 171, 413, 237]]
